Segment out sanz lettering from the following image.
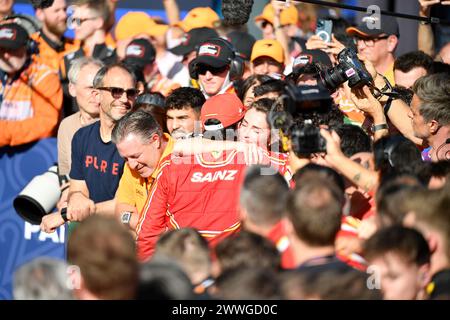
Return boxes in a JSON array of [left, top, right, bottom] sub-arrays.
[[191, 170, 238, 183]]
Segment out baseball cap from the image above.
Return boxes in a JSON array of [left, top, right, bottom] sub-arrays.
[[201, 93, 245, 130], [135, 93, 165, 109], [115, 12, 169, 41], [346, 15, 399, 38], [174, 7, 220, 32], [192, 38, 235, 69], [293, 49, 332, 69], [123, 38, 156, 67], [250, 39, 285, 64], [254, 3, 298, 27], [227, 31, 256, 61], [170, 27, 218, 57], [0, 23, 29, 50]]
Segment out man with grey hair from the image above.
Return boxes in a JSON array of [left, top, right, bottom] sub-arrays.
[[112, 109, 173, 231], [45, 57, 103, 231], [14, 258, 73, 300], [57, 57, 104, 178], [408, 73, 450, 162]]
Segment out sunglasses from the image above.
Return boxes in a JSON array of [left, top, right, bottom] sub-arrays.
[[196, 64, 229, 76], [97, 87, 139, 100], [354, 35, 390, 47], [67, 16, 99, 29]]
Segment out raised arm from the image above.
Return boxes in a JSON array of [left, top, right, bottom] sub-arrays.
[[321, 129, 379, 192], [162, 0, 180, 25], [418, 0, 438, 56]]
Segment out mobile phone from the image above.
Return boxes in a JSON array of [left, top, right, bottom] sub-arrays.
[[316, 19, 333, 43]]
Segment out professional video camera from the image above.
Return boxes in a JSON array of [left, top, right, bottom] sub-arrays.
[[319, 48, 374, 91], [269, 82, 331, 157]]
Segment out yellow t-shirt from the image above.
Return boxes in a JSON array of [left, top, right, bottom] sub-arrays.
[[383, 63, 395, 87], [116, 133, 174, 214]]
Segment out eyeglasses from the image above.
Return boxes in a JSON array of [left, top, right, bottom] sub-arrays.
[[355, 35, 390, 47], [261, 21, 272, 29], [97, 87, 139, 100], [197, 64, 229, 76], [67, 16, 99, 28]]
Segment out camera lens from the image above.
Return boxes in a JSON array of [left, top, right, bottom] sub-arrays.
[[320, 65, 348, 91]]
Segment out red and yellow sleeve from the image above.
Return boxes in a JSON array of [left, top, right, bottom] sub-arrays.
[[136, 162, 171, 261]]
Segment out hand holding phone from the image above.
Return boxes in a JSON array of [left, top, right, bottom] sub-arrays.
[[316, 19, 333, 43]]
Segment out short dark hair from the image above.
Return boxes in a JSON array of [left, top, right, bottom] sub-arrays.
[[287, 177, 343, 246], [137, 257, 194, 300], [165, 87, 205, 115], [247, 98, 274, 115], [334, 124, 372, 157], [429, 61, 450, 74], [394, 51, 433, 73], [364, 226, 431, 266], [376, 177, 424, 227], [374, 136, 426, 185], [111, 109, 162, 145], [214, 267, 280, 299], [93, 62, 135, 88], [421, 160, 450, 182], [253, 79, 286, 98], [240, 166, 289, 227], [235, 74, 272, 101], [293, 164, 345, 194], [215, 231, 281, 274], [280, 268, 382, 300], [329, 17, 357, 52], [154, 228, 210, 285]]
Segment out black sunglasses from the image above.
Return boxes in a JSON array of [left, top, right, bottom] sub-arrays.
[[261, 20, 272, 29], [97, 87, 139, 100], [196, 64, 229, 76]]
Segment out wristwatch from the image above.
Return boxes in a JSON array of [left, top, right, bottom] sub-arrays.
[[372, 123, 389, 132], [61, 207, 69, 222], [120, 211, 132, 225]]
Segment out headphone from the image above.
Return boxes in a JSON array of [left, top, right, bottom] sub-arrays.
[[189, 37, 244, 81], [3, 14, 40, 56]]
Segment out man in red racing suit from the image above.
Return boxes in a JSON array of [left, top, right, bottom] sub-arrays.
[[136, 150, 247, 261]]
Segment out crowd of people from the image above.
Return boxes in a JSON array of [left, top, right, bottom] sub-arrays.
[[3, 0, 450, 300]]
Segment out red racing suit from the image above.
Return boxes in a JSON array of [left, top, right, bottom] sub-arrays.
[[136, 149, 292, 261], [136, 150, 246, 261]]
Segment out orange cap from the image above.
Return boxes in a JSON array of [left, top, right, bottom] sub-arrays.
[[201, 93, 245, 130], [115, 12, 168, 41], [174, 7, 219, 32], [250, 39, 285, 64], [254, 3, 298, 26]]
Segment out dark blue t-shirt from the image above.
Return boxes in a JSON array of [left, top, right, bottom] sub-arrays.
[[70, 121, 124, 203]]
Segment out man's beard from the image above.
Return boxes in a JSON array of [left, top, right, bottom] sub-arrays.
[[46, 21, 67, 38]]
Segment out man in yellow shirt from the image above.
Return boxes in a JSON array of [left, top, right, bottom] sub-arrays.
[[114, 130, 175, 232], [346, 14, 400, 86]]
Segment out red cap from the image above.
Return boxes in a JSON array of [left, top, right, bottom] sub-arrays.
[[201, 93, 245, 130]]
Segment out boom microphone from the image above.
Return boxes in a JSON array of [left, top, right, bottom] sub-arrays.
[[222, 0, 254, 27], [30, 0, 54, 9]]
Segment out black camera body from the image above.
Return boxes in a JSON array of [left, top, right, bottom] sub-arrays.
[[268, 83, 331, 157], [320, 48, 373, 91], [291, 120, 327, 157]]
